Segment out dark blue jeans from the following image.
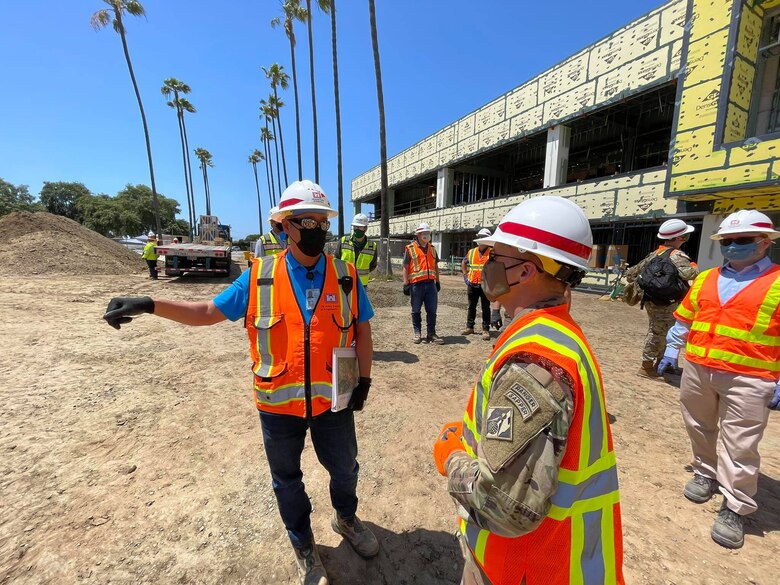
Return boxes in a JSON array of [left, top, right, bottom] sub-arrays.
[[410, 280, 438, 336], [259, 408, 359, 549]]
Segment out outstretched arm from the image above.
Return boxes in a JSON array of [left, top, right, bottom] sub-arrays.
[[153, 300, 227, 326]]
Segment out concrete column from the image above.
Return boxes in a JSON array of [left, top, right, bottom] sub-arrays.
[[543, 125, 571, 188], [353, 202, 362, 214], [436, 168, 454, 208], [432, 232, 444, 259], [696, 214, 725, 270]]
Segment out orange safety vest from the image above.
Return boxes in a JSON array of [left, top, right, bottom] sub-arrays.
[[674, 264, 780, 381], [245, 251, 359, 418], [405, 241, 438, 283], [466, 246, 490, 285], [460, 304, 624, 585]]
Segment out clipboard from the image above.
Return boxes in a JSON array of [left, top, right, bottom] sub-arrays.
[[331, 347, 359, 412]]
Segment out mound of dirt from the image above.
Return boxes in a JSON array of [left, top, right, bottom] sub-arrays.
[[0, 212, 146, 276]]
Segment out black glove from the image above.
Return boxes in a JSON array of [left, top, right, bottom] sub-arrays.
[[435, 281, 441, 292], [103, 296, 155, 330], [348, 377, 372, 411], [403, 284, 411, 296], [491, 309, 502, 330]]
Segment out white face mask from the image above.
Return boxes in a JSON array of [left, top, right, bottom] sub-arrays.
[[419, 234, 431, 244]]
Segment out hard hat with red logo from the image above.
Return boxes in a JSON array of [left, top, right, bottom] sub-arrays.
[[272, 180, 338, 221], [711, 209, 780, 240], [476, 195, 593, 283], [657, 218, 695, 240]]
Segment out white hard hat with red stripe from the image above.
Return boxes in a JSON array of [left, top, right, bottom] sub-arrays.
[[415, 222, 432, 234], [272, 180, 338, 221], [476, 195, 593, 272], [657, 218, 695, 240], [711, 209, 780, 240], [267, 206, 280, 223]]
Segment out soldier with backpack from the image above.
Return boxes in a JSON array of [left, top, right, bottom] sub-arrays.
[[626, 219, 699, 378]]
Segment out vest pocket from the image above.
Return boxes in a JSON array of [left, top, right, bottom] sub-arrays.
[[252, 314, 288, 378]]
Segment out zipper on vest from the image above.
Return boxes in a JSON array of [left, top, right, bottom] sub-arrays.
[[304, 322, 312, 420]]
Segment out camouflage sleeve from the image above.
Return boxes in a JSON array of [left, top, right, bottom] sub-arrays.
[[671, 250, 699, 281], [446, 360, 574, 538]]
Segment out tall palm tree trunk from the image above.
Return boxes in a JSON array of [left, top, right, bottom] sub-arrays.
[[175, 109, 194, 238], [201, 165, 210, 216], [368, 0, 390, 275], [252, 162, 263, 233], [306, 0, 320, 182], [181, 117, 197, 233], [117, 16, 161, 238], [289, 38, 303, 181], [330, 0, 344, 237], [263, 139, 274, 210], [273, 86, 289, 186], [272, 115, 284, 195]]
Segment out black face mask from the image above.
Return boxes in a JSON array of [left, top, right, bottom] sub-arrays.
[[293, 226, 328, 258]]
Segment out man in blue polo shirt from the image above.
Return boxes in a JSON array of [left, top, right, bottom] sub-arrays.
[[103, 180, 376, 585]]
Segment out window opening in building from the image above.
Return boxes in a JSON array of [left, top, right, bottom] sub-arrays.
[[749, 9, 780, 136]]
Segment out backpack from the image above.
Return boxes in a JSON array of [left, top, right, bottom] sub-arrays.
[[636, 248, 689, 304]]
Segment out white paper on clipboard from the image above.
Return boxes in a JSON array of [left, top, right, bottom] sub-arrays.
[[331, 347, 359, 412]]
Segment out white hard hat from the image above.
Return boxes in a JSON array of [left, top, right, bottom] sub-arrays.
[[352, 213, 369, 227], [476, 196, 593, 272], [415, 223, 432, 234], [147, 231, 156, 238], [272, 180, 338, 221], [657, 218, 695, 240], [711, 209, 780, 240], [475, 228, 492, 240], [268, 206, 280, 223]]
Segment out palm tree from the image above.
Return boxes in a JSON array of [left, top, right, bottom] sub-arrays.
[[268, 95, 286, 194], [248, 149, 265, 233], [305, 0, 329, 183], [368, 0, 390, 275], [262, 63, 291, 186], [161, 78, 196, 238], [194, 147, 214, 216], [272, 1, 307, 181], [261, 126, 277, 206], [91, 0, 162, 238], [260, 99, 282, 197]]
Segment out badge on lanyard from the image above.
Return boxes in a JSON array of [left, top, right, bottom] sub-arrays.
[[306, 288, 320, 311]]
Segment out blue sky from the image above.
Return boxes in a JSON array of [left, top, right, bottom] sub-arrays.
[[0, 0, 664, 238]]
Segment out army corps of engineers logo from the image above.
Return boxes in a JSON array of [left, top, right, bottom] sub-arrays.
[[485, 407, 513, 441]]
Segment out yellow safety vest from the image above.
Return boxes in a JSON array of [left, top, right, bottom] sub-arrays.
[[260, 231, 285, 256], [142, 241, 158, 261], [339, 235, 377, 285]]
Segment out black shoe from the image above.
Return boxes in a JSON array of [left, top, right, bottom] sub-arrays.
[[711, 504, 744, 549]]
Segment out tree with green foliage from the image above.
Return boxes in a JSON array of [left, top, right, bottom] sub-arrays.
[[248, 149, 265, 233], [115, 184, 180, 235], [39, 181, 91, 222], [272, 1, 307, 181], [91, 0, 162, 238], [78, 194, 125, 235], [262, 64, 291, 186], [194, 147, 214, 216], [166, 218, 190, 237], [0, 178, 40, 216], [161, 77, 197, 239]]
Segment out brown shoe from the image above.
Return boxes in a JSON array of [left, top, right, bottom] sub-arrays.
[[481, 329, 491, 341], [461, 327, 474, 335], [638, 360, 660, 379], [331, 513, 379, 558], [293, 540, 329, 585]]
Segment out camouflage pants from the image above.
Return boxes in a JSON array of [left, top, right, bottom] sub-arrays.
[[642, 301, 677, 362]]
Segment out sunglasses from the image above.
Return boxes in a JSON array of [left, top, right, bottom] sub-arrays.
[[719, 236, 759, 246], [488, 249, 541, 271], [289, 217, 330, 231]]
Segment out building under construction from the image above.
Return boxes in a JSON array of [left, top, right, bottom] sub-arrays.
[[351, 0, 780, 282]]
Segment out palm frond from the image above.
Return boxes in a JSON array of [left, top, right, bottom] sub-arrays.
[[90, 9, 111, 30]]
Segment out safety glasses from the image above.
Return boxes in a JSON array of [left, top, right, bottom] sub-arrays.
[[488, 249, 539, 271], [289, 217, 331, 231], [719, 236, 759, 246]]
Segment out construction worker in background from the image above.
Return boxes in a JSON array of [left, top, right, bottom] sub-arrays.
[[336, 213, 377, 287], [628, 218, 698, 378], [103, 180, 378, 585], [403, 223, 444, 345], [658, 209, 780, 550], [142, 232, 158, 280], [254, 205, 288, 257], [461, 228, 493, 340], [433, 195, 624, 585], [172, 237, 179, 244]]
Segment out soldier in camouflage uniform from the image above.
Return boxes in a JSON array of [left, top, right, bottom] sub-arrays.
[[433, 196, 624, 585], [627, 219, 698, 379]]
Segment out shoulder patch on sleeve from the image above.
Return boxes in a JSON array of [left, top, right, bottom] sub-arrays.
[[481, 362, 564, 474]]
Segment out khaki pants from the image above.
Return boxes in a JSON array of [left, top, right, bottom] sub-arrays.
[[642, 301, 676, 362], [679, 361, 776, 514]]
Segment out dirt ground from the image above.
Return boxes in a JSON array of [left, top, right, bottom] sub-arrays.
[[1, 267, 778, 585]]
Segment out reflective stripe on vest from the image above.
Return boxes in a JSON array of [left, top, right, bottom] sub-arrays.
[[339, 235, 377, 285], [674, 265, 780, 380], [245, 252, 358, 417], [466, 246, 489, 285], [406, 242, 437, 283], [260, 231, 285, 255], [460, 306, 623, 585]]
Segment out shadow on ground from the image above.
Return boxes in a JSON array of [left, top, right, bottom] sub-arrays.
[[319, 523, 463, 585]]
